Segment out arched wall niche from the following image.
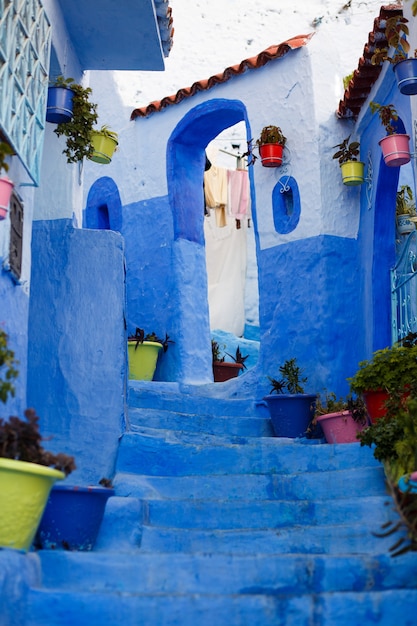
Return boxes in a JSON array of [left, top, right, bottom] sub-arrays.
[[84, 176, 123, 232]]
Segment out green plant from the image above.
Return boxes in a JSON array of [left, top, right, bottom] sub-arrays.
[[371, 16, 411, 66], [226, 346, 249, 370], [49, 75, 76, 89], [54, 82, 98, 163], [348, 342, 417, 399], [396, 184, 416, 216], [92, 125, 118, 143], [256, 125, 287, 148], [332, 136, 360, 164], [369, 101, 399, 135], [343, 71, 354, 90], [212, 339, 225, 363], [0, 328, 18, 403], [128, 327, 173, 353], [268, 358, 307, 395], [314, 391, 367, 425], [0, 141, 14, 176]]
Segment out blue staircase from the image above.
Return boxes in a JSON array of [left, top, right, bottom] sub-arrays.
[[25, 382, 417, 625]]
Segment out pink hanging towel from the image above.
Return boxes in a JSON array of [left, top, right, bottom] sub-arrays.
[[227, 169, 250, 221]]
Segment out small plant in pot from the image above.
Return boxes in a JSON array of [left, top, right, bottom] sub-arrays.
[[0, 328, 76, 551], [332, 136, 364, 186], [88, 125, 119, 164], [369, 101, 410, 167], [371, 15, 417, 96], [396, 184, 416, 235], [127, 327, 173, 381], [255, 125, 287, 168], [263, 358, 316, 438], [53, 82, 98, 163], [0, 141, 14, 220], [212, 340, 249, 382], [314, 391, 368, 444], [348, 334, 417, 423], [46, 76, 77, 125]]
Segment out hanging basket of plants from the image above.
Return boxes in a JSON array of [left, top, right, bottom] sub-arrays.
[[46, 77, 76, 124], [370, 101, 411, 168], [89, 126, 118, 164], [332, 136, 364, 186], [256, 125, 286, 168]]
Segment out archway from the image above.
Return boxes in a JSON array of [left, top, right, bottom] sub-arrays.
[[166, 99, 258, 383], [84, 176, 123, 232]]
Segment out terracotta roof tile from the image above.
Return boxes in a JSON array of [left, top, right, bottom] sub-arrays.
[[337, 4, 403, 119], [130, 34, 314, 120]]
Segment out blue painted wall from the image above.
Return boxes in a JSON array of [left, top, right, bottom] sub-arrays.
[[27, 219, 126, 485]]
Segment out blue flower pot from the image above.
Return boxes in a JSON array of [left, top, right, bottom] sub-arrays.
[[394, 58, 417, 96], [263, 394, 316, 438], [46, 86, 74, 124], [36, 484, 114, 550]]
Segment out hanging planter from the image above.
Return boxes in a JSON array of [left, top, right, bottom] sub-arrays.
[[89, 126, 118, 164], [394, 58, 417, 96], [396, 185, 416, 235], [340, 160, 365, 186], [397, 214, 415, 235], [256, 125, 286, 168], [46, 86, 75, 124], [36, 484, 114, 551], [332, 137, 364, 186], [379, 134, 411, 168], [370, 102, 411, 168], [0, 141, 14, 220]]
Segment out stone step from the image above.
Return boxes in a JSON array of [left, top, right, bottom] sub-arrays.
[[139, 495, 392, 530], [136, 521, 404, 555], [128, 407, 274, 437], [116, 432, 380, 476], [26, 587, 417, 626], [114, 466, 386, 501], [33, 551, 417, 595], [128, 424, 277, 446], [128, 381, 264, 417]]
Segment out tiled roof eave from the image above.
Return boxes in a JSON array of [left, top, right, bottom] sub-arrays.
[[131, 33, 314, 120]]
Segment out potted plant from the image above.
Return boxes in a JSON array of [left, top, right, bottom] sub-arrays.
[[0, 141, 14, 220], [46, 76, 76, 124], [369, 101, 411, 167], [0, 328, 75, 551], [371, 15, 417, 96], [348, 335, 417, 423], [255, 125, 287, 168], [53, 82, 98, 163], [332, 136, 364, 186], [314, 391, 368, 444], [212, 341, 248, 382], [127, 327, 173, 381], [263, 358, 316, 438], [88, 125, 119, 164], [396, 184, 416, 235], [35, 478, 114, 551]]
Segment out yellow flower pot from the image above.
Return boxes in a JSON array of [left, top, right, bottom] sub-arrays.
[[89, 132, 118, 164], [340, 160, 365, 186], [0, 458, 64, 551], [127, 341, 163, 380]]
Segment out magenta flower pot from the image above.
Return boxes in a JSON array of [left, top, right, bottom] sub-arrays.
[[379, 134, 410, 167], [0, 176, 14, 219], [316, 410, 367, 444]]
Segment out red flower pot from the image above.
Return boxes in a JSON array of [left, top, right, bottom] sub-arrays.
[[259, 143, 284, 167]]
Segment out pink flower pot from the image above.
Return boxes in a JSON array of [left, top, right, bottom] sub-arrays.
[[379, 134, 410, 167], [0, 176, 14, 220], [316, 410, 367, 444]]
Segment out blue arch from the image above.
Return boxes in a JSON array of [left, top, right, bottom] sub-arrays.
[[84, 176, 122, 232], [167, 99, 253, 244], [272, 176, 301, 234]]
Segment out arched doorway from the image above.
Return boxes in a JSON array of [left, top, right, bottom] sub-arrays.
[[166, 99, 258, 383]]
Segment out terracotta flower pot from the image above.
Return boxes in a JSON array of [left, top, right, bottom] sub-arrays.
[[213, 361, 243, 382]]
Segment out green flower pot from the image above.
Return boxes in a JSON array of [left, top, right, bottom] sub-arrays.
[[0, 458, 64, 551], [127, 340, 163, 381]]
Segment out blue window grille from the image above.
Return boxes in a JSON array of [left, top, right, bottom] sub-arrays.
[[0, 0, 51, 185]]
